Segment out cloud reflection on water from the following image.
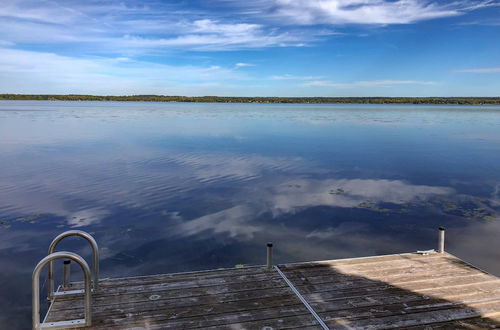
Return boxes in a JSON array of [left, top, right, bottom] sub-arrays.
[[172, 205, 262, 240], [167, 177, 458, 244], [67, 208, 110, 227], [271, 178, 454, 215]]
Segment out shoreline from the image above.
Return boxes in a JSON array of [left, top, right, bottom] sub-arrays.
[[1, 94, 500, 105]]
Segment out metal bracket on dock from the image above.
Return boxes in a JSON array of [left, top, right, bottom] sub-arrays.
[[52, 289, 86, 296], [47, 230, 99, 299], [416, 249, 435, 255], [40, 319, 87, 329], [33, 251, 92, 330], [275, 265, 330, 330]]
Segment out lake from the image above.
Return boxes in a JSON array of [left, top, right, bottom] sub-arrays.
[[1, 101, 500, 328]]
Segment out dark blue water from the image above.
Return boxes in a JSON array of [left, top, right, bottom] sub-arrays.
[[1, 101, 500, 328]]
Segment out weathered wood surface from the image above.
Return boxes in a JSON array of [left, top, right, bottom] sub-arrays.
[[45, 266, 322, 329], [44, 252, 500, 329], [279, 252, 500, 329]]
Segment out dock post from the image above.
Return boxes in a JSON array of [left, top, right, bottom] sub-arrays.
[[266, 243, 273, 270], [438, 227, 445, 253], [63, 260, 71, 288]]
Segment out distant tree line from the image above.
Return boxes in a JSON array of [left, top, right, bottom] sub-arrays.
[[1, 94, 500, 105]]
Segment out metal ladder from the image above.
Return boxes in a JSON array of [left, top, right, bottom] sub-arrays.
[[32, 230, 100, 330]]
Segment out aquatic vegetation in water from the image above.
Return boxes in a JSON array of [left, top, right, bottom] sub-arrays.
[[72, 216, 88, 225], [329, 188, 346, 195], [442, 202, 459, 213], [1, 214, 46, 228], [425, 196, 498, 222], [351, 194, 499, 222], [463, 208, 493, 221], [15, 213, 43, 223], [356, 201, 392, 213], [439, 197, 497, 221]]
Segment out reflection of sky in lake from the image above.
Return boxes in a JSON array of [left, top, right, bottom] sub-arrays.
[[1, 101, 500, 327]]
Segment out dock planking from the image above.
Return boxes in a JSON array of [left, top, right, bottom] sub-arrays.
[[43, 252, 500, 329]]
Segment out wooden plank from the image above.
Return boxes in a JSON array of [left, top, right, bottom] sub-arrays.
[[284, 267, 478, 288], [326, 300, 500, 329], [431, 280, 500, 298], [81, 315, 321, 330], [283, 259, 475, 280], [61, 277, 288, 302], [69, 270, 282, 292], [321, 257, 455, 272], [47, 293, 303, 322], [315, 293, 500, 321], [294, 273, 496, 295], [91, 266, 270, 287], [279, 252, 444, 267], [51, 286, 294, 311], [85, 304, 312, 329], [279, 253, 451, 271], [64, 277, 288, 302], [401, 316, 500, 329], [88, 313, 320, 330], [201, 314, 322, 330], [72, 279, 285, 297], [283, 259, 451, 277], [300, 280, 500, 304]]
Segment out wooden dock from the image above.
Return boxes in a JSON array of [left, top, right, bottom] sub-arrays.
[[43, 251, 500, 329]]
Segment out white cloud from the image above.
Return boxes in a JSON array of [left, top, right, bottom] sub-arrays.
[[0, 0, 493, 96], [235, 62, 255, 68], [190, 19, 259, 35], [271, 74, 322, 80], [113, 27, 303, 51], [0, 0, 493, 57], [0, 40, 14, 46], [0, 1, 307, 52], [303, 79, 437, 88], [0, 48, 246, 94], [455, 67, 500, 73], [265, 0, 495, 25]]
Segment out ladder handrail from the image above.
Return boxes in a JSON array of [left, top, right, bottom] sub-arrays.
[[48, 230, 99, 299], [33, 251, 92, 329]]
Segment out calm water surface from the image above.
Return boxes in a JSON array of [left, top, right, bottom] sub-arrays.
[[1, 101, 500, 328]]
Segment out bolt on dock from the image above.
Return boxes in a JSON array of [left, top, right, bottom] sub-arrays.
[[34, 229, 500, 329]]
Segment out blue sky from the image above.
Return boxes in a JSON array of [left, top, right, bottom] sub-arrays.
[[1, 0, 499, 96]]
